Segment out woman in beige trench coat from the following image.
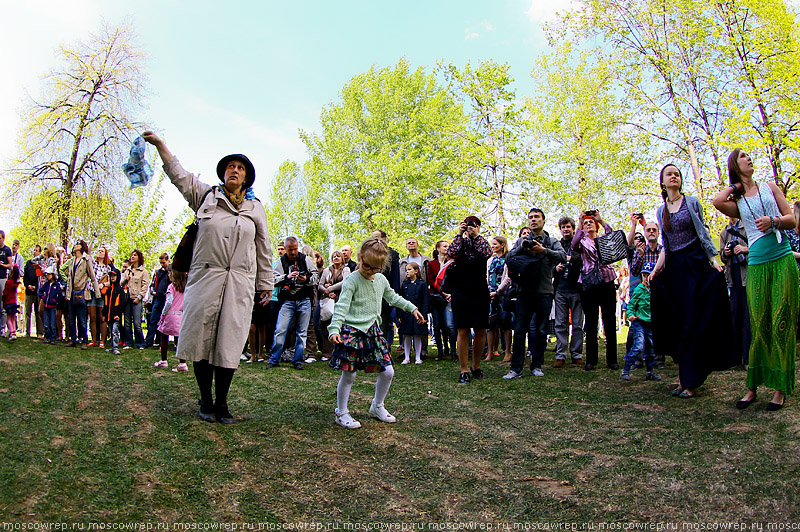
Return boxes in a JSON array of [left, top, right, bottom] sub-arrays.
[[143, 131, 273, 424]]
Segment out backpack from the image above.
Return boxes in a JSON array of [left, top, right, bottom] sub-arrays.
[[506, 249, 544, 286], [434, 259, 455, 293]]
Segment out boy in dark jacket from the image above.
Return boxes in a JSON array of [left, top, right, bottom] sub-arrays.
[[103, 269, 128, 355], [37, 266, 63, 344]]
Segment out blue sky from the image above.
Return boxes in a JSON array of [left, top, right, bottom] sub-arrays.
[[0, 0, 572, 231]]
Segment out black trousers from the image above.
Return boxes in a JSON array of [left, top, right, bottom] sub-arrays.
[[580, 281, 618, 367]]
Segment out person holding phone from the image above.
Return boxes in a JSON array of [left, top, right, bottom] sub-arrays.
[[571, 210, 619, 371]]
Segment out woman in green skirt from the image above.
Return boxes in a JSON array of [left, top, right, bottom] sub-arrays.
[[713, 148, 798, 411]]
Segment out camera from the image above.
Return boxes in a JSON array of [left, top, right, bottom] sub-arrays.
[[466, 221, 477, 228], [522, 234, 545, 249], [585, 210, 597, 216]]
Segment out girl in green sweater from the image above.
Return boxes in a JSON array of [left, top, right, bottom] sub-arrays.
[[328, 238, 426, 429]]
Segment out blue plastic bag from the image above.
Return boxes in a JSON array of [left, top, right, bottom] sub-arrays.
[[122, 136, 153, 189]]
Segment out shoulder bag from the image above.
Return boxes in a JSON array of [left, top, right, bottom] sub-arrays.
[[596, 230, 628, 265], [173, 187, 215, 273]]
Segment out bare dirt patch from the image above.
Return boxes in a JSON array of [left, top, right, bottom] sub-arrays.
[[523, 476, 575, 500]]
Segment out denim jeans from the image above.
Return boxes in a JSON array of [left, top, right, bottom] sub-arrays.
[[111, 320, 121, 350], [144, 296, 165, 347], [510, 292, 554, 373], [624, 320, 655, 369], [430, 298, 456, 357], [68, 299, 88, 344], [43, 307, 57, 342], [269, 298, 312, 365], [124, 299, 145, 348]]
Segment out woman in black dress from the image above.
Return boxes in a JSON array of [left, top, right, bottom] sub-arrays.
[[649, 164, 736, 398], [447, 216, 492, 383]]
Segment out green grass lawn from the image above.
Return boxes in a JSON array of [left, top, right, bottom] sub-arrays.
[[0, 336, 798, 523]]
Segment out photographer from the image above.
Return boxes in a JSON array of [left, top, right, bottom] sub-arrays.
[[571, 210, 619, 371], [267, 236, 319, 370], [447, 216, 492, 384], [719, 217, 750, 366], [503, 208, 566, 379]]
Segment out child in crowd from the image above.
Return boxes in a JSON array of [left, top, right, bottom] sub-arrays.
[[154, 268, 188, 372], [398, 263, 429, 365], [103, 268, 128, 356], [2, 266, 20, 340], [38, 266, 63, 344], [328, 237, 426, 429], [621, 262, 661, 381]]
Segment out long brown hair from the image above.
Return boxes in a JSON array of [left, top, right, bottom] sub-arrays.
[[659, 164, 683, 233], [727, 148, 747, 198], [170, 268, 186, 293]]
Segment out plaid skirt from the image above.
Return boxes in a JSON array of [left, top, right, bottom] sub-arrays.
[[329, 322, 393, 373]]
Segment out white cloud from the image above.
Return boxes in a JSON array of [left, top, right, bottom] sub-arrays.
[[524, 0, 577, 23], [464, 28, 480, 40], [480, 20, 496, 31]]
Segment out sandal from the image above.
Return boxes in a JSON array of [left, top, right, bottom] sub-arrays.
[[678, 390, 695, 399], [671, 386, 685, 397]]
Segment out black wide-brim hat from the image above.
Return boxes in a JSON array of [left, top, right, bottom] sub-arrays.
[[216, 154, 256, 189]]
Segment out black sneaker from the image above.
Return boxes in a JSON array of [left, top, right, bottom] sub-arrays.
[[459, 372, 471, 384], [607, 363, 620, 370], [645, 371, 662, 381], [293, 362, 304, 370], [267, 362, 279, 369], [198, 399, 216, 423], [215, 403, 235, 424], [470, 367, 485, 379]]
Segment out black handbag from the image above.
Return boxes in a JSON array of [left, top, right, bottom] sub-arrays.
[[596, 230, 628, 265], [173, 187, 215, 273]]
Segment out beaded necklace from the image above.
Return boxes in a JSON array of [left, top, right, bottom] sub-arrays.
[[739, 181, 769, 223]]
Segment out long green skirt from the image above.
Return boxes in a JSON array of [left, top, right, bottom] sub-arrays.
[[746, 253, 799, 394]]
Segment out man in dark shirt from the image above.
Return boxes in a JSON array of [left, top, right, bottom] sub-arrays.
[[0, 231, 13, 336], [341, 244, 358, 273], [552, 216, 584, 367], [144, 253, 171, 347], [371, 230, 401, 346]]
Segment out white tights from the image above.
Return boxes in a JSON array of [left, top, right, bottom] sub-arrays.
[[403, 335, 424, 362], [336, 365, 395, 412]]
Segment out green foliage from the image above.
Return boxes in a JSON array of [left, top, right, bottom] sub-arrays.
[[9, 173, 172, 271], [301, 58, 472, 251], [439, 60, 529, 235], [557, 0, 800, 230], [266, 160, 331, 259], [6, 23, 147, 248], [525, 43, 657, 228]]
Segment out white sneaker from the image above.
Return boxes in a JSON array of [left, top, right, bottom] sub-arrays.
[[401, 359, 409, 365], [334, 409, 361, 429], [532, 367, 545, 377], [415, 360, 422, 365], [502, 370, 522, 380], [369, 402, 396, 423], [305, 357, 317, 364], [240, 353, 251, 362]]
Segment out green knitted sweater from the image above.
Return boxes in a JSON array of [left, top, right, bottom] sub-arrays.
[[328, 272, 417, 337]]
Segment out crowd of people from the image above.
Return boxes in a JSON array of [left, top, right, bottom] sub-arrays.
[[5, 138, 797, 427]]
